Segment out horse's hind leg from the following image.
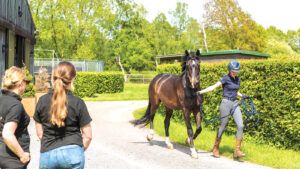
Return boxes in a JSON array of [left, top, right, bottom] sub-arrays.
[[193, 109, 202, 140], [146, 100, 160, 141], [164, 107, 173, 149]]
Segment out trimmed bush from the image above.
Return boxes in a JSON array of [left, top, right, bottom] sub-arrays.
[[22, 67, 36, 97], [74, 72, 98, 97], [157, 59, 300, 151], [95, 72, 124, 94], [74, 72, 124, 97]]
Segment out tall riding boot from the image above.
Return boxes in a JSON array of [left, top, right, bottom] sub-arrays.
[[212, 137, 221, 158], [233, 139, 245, 158]]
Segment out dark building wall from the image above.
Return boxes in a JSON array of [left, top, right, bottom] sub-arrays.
[[0, 0, 35, 40], [0, 0, 35, 78], [0, 27, 7, 78]]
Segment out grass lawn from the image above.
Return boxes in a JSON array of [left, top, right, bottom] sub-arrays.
[[133, 108, 300, 169], [83, 83, 149, 101]]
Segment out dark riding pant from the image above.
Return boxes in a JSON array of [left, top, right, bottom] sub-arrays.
[[0, 156, 28, 169]]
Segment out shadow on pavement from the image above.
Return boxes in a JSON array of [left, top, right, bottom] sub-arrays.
[[131, 140, 211, 157]]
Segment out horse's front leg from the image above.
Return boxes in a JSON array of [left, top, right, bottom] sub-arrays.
[[183, 109, 198, 159], [193, 109, 202, 140]]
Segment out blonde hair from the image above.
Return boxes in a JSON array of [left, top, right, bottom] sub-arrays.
[[2, 66, 26, 90], [50, 61, 76, 127]]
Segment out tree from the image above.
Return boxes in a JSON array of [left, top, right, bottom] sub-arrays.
[[169, 2, 190, 38], [183, 18, 203, 50], [264, 39, 295, 57], [203, 0, 266, 51], [30, 0, 113, 59], [266, 26, 288, 42], [287, 29, 300, 53], [146, 13, 178, 56], [264, 26, 300, 56], [110, 0, 154, 71]]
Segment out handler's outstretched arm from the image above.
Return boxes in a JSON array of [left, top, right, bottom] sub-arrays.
[[198, 81, 222, 94]]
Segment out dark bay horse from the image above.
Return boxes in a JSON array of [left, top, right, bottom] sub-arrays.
[[131, 50, 203, 158]]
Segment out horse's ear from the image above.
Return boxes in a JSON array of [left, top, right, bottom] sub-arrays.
[[185, 50, 190, 56], [194, 49, 201, 60], [196, 49, 201, 57]]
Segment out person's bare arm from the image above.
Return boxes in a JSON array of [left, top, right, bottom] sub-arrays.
[[35, 122, 43, 140], [81, 123, 92, 151], [2, 122, 30, 164], [198, 81, 222, 94]]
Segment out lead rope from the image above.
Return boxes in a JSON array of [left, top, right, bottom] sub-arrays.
[[241, 97, 260, 129], [200, 97, 260, 129]]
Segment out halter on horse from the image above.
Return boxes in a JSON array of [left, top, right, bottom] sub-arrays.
[[131, 50, 203, 158]]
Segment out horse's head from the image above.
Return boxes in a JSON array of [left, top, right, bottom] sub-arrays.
[[185, 50, 201, 89]]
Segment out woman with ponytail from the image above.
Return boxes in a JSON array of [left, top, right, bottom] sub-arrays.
[[0, 66, 31, 168], [34, 62, 92, 169]]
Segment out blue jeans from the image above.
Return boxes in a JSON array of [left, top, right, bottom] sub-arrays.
[[39, 145, 85, 169]]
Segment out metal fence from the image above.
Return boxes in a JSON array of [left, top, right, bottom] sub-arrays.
[[125, 74, 155, 83], [34, 58, 104, 73]]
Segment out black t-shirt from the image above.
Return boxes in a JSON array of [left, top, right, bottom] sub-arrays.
[[220, 74, 241, 100], [0, 90, 30, 158], [33, 90, 92, 153]]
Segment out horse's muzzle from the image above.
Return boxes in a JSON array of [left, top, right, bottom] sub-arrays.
[[191, 81, 199, 89]]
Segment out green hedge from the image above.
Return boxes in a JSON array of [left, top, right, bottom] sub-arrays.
[[95, 72, 124, 94], [157, 60, 300, 151], [74, 72, 124, 97]]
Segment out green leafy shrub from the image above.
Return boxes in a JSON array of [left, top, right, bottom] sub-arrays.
[[157, 59, 300, 151], [74, 72, 98, 98], [74, 72, 124, 97], [22, 67, 36, 97], [95, 72, 124, 94], [157, 63, 181, 74]]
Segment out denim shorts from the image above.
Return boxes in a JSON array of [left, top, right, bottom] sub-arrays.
[[39, 145, 84, 169]]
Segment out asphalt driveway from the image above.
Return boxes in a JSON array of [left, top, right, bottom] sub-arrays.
[[27, 101, 271, 169]]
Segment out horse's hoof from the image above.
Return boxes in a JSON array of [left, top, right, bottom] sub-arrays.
[[166, 143, 174, 150], [191, 152, 198, 159], [147, 134, 154, 141], [191, 148, 198, 159]]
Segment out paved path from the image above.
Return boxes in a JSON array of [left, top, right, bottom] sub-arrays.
[[28, 101, 271, 169]]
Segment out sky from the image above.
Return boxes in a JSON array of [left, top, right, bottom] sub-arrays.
[[134, 0, 300, 32]]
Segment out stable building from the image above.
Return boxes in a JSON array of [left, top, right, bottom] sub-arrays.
[[0, 0, 36, 78], [155, 50, 270, 65]]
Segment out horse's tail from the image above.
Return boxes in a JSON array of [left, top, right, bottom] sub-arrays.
[[130, 101, 152, 127]]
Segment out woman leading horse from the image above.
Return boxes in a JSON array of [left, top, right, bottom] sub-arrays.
[[132, 50, 203, 159], [198, 60, 247, 159]]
